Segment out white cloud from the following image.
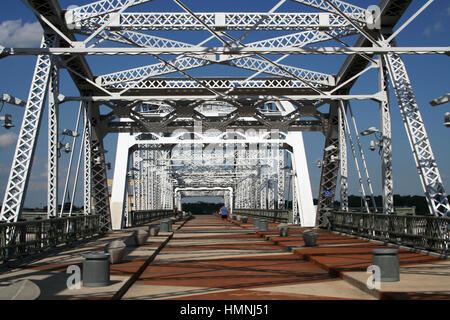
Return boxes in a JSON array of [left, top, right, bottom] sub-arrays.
[[0, 19, 43, 47], [0, 132, 17, 147]]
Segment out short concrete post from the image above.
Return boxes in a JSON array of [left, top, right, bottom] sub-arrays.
[[372, 249, 400, 282], [160, 220, 171, 232], [253, 218, 260, 229], [278, 223, 289, 237], [259, 220, 268, 231], [82, 253, 110, 287], [104, 240, 126, 264], [302, 230, 318, 247], [148, 225, 160, 236], [134, 230, 149, 246]]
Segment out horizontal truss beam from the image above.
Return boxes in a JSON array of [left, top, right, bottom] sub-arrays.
[[68, 12, 363, 31], [3, 46, 448, 57]]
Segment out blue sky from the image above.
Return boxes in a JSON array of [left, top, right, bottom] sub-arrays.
[[0, 0, 449, 208]]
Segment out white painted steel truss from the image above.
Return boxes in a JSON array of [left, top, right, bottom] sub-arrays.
[[0, 0, 448, 242]]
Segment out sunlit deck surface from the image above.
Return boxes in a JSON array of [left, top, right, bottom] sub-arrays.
[[0, 214, 448, 300]]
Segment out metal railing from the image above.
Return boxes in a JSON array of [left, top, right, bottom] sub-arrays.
[[331, 211, 450, 254], [0, 214, 102, 263], [128, 210, 174, 227], [233, 209, 291, 223]]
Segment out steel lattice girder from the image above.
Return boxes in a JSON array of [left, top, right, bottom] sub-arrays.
[[2, 0, 448, 231], [316, 102, 340, 226], [384, 52, 450, 217], [68, 12, 363, 31], [47, 59, 60, 219], [96, 56, 335, 87], [0, 34, 56, 224], [4, 46, 448, 57], [378, 55, 394, 214], [291, 0, 367, 22]]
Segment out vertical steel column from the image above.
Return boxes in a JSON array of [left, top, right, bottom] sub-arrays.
[[259, 145, 267, 209], [316, 102, 340, 226], [86, 100, 112, 231], [47, 58, 59, 219], [110, 131, 132, 229], [277, 147, 285, 209], [267, 145, 275, 209], [285, 132, 315, 226], [338, 103, 349, 212], [142, 147, 149, 210], [378, 54, 394, 214], [132, 149, 140, 211], [83, 106, 92, 215], [292, 172, 299, 225], [149, 149, 155, 210]]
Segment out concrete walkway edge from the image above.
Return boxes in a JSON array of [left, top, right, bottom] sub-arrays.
[[112, 218, 190, 300]]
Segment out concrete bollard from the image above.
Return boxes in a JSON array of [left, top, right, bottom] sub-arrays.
[[104, 240, 126, 264], [277, 223, 289, 237], [302, 230, 318, 247], [160, 220, 171, 232], [372, 249, 400, 282], [253, 218, 260, 229], [124, 235, 137, 247], [82, 252, 110, 287], [134, 230, 149, 246], [148, 225, 160, 236], [259, 219, 268, 231]]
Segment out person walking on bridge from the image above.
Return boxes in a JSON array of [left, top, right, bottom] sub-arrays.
[[219, 204, 229, 227]]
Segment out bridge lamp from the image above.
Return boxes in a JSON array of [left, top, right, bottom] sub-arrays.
[[360, 127, 380, 136], [430, 94, 450, 127], [0, 114, 13, 129], [62, 129, 80, 137], [0, 93, 27, 129], [93, 146, 108, 154], [58, 142, 71, 153], [360, 127, 382, 152], [1, 93, 26, 107], [316, 159, 322, 168], [329, 155, 340, 163]]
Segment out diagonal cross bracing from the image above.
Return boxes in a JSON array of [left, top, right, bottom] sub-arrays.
[[290, 0, 366, 22]]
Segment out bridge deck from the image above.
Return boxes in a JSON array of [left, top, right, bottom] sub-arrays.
[[0, 215, 448, 300]]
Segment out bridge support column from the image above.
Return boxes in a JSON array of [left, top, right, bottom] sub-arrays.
[[316, 103, 340, 226], [286, 132, 315, 226], [110, 131, 133, 230]]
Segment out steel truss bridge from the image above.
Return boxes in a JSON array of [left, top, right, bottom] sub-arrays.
[[0, 0, 449, 244]]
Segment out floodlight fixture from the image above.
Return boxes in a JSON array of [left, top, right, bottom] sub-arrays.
[[360, 127, 380, 136]]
